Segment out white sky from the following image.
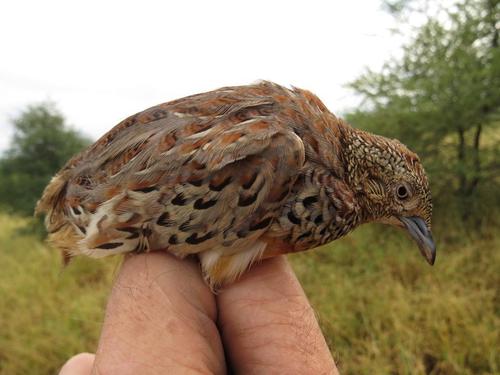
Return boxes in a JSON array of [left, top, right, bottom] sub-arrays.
[[0, 0, 405, 153]]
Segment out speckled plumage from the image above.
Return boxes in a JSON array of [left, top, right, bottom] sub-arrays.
[[36, 81, 435, 287]]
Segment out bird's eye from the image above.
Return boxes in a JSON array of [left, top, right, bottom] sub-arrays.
[[396, 184, 409, 200]]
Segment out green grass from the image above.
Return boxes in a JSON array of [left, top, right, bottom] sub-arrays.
[[0, 215, 498, 374], [291, 224, 500, 374], [0, 215, 119, 374]]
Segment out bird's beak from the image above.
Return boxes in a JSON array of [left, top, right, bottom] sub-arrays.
[[399, 216, 436, 265]]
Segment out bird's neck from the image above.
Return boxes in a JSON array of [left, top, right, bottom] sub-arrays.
[[342, 127, 375, 181], [340, 126, 391, 224]]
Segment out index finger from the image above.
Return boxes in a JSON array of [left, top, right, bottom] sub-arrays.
[[92, 252, 225, 374], [216, 256, 339, 374]]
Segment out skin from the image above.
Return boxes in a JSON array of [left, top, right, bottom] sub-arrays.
[[59, 252, 338, 375]]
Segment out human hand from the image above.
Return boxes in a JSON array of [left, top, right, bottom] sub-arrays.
[[59, 252, 338, 374]]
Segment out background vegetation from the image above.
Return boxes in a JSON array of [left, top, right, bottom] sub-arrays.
[[348, 0, 500, 224], [0, 0, 498, 374], [0, 103, 91, 217]]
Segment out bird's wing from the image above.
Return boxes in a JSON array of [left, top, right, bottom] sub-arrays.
[[37, 84, 306, 259]]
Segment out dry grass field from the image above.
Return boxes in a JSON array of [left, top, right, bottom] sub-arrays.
[[0, 214, 498, 374]]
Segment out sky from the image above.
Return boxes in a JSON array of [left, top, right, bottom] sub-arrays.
[[0, 0, 406, 153]]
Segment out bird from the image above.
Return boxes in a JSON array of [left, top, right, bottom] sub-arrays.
[[36, 81, 436, 288]]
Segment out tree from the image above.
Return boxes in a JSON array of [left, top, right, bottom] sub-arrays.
[[347, 0, 500, 222], [0, 103, 91, 216]]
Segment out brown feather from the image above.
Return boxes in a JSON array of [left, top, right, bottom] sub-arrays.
[[37, 81, 434, 287]]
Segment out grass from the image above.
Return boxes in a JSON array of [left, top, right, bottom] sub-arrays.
[[0, 215, 119, 374], [0, 215, 498, 374], [291, 223, 499, 374]]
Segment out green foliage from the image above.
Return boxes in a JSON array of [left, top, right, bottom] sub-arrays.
[[0, 103, 91, 216], [347, 0, 500, 222], [1, 214, 498, 374]]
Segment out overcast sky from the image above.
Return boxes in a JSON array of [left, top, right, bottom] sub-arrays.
[[0, 0, 405, 153]]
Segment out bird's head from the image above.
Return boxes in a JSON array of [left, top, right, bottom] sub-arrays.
[[345, 129, 436, 265]]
